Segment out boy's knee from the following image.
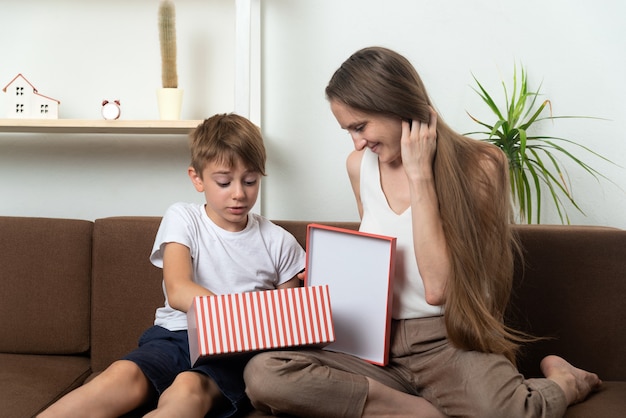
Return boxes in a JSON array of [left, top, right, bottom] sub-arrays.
[[102, 360, 145, 383], [172, 371, 213, 397]]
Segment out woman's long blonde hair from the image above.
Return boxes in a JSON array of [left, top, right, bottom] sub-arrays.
[[326, 47, 525, 363]]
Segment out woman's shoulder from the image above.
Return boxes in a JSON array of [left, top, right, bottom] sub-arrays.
[[346, 149, 366, 175]]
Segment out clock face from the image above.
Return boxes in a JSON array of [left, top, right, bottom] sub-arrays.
[[102, 101, 121, 120]]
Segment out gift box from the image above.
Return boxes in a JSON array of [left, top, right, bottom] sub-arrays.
[[305, 224, 396, 366], [187, 285, 334, 365]]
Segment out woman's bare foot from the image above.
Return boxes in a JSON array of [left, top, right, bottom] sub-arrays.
[[540, 355, 602, 405]]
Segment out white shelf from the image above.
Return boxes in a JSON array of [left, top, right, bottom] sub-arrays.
[[0, 119, 202, 135]]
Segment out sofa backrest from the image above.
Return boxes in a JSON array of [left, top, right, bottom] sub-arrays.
[[87, 217, 626, 383], [272, 220, 360, 248], [0, 216, 92, 355], [269, 221, 626, 382], [277, 220, 626, 381], [88, 217, 360, 373], [90, 216, 164, 372], [508, 224, 626, 381]]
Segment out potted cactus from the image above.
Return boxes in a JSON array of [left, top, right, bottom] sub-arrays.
[[156, 0, 183, 119]]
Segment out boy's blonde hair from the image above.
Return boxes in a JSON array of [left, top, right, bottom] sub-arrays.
[[189, 113, 266, 177]]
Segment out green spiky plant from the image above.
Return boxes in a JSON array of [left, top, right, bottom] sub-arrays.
[[158, 0, 178, 88], [465, 65, 613, 224]]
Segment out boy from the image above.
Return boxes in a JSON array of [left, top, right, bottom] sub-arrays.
[[39, 114, 306, 418]]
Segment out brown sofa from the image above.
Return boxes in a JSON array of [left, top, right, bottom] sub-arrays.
[[1, 216, 625, 418]]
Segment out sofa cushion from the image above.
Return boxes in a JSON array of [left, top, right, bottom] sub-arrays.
[[564, 381, 626, 417], [0, 353, 90, 418], [0, 216, 92, 354], [90, 217, 164, 373]]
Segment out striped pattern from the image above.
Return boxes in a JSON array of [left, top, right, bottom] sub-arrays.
[[188, 285, 334, 363]]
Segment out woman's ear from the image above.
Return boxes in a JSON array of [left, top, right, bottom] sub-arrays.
[[188, 167, 204, 192]]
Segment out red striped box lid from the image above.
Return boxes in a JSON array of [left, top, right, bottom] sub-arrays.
[[187, 285, 334, 364]]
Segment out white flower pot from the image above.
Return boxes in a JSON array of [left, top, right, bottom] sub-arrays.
[[156, 88, 183, 120]]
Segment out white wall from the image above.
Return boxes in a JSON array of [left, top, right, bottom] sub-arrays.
[[260, 0, 626, 227], [0, 0, 236, 220], [1, 0, 625, 228]]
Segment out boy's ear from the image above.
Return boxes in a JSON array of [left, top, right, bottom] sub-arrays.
[[188, 167, 204, 192]]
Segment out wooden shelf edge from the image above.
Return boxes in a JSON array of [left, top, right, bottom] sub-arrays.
[[0, 119, 203, 134]]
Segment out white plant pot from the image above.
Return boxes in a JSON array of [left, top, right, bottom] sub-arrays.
[[156, 88, 183, 120]]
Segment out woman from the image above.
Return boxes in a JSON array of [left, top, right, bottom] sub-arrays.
[[244, 47, 601, 418]]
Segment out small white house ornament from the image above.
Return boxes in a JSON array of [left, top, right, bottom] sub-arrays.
[[2, 74, 60, 119], [101, 100, 121, 120]]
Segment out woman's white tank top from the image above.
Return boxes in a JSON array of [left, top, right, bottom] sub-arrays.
[[359, 149, 443, 319]]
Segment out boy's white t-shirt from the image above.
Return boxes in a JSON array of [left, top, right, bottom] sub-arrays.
[[150, 202, 306, 331]]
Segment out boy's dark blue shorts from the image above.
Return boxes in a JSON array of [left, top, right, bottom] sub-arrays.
[[123, 325, 255, 418]]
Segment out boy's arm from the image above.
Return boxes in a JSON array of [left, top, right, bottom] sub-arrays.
[[277, 275, 301, 290], [162, 242, 215, 313]]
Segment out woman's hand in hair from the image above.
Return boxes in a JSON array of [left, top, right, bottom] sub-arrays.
[[400, 107, 438, 181]]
